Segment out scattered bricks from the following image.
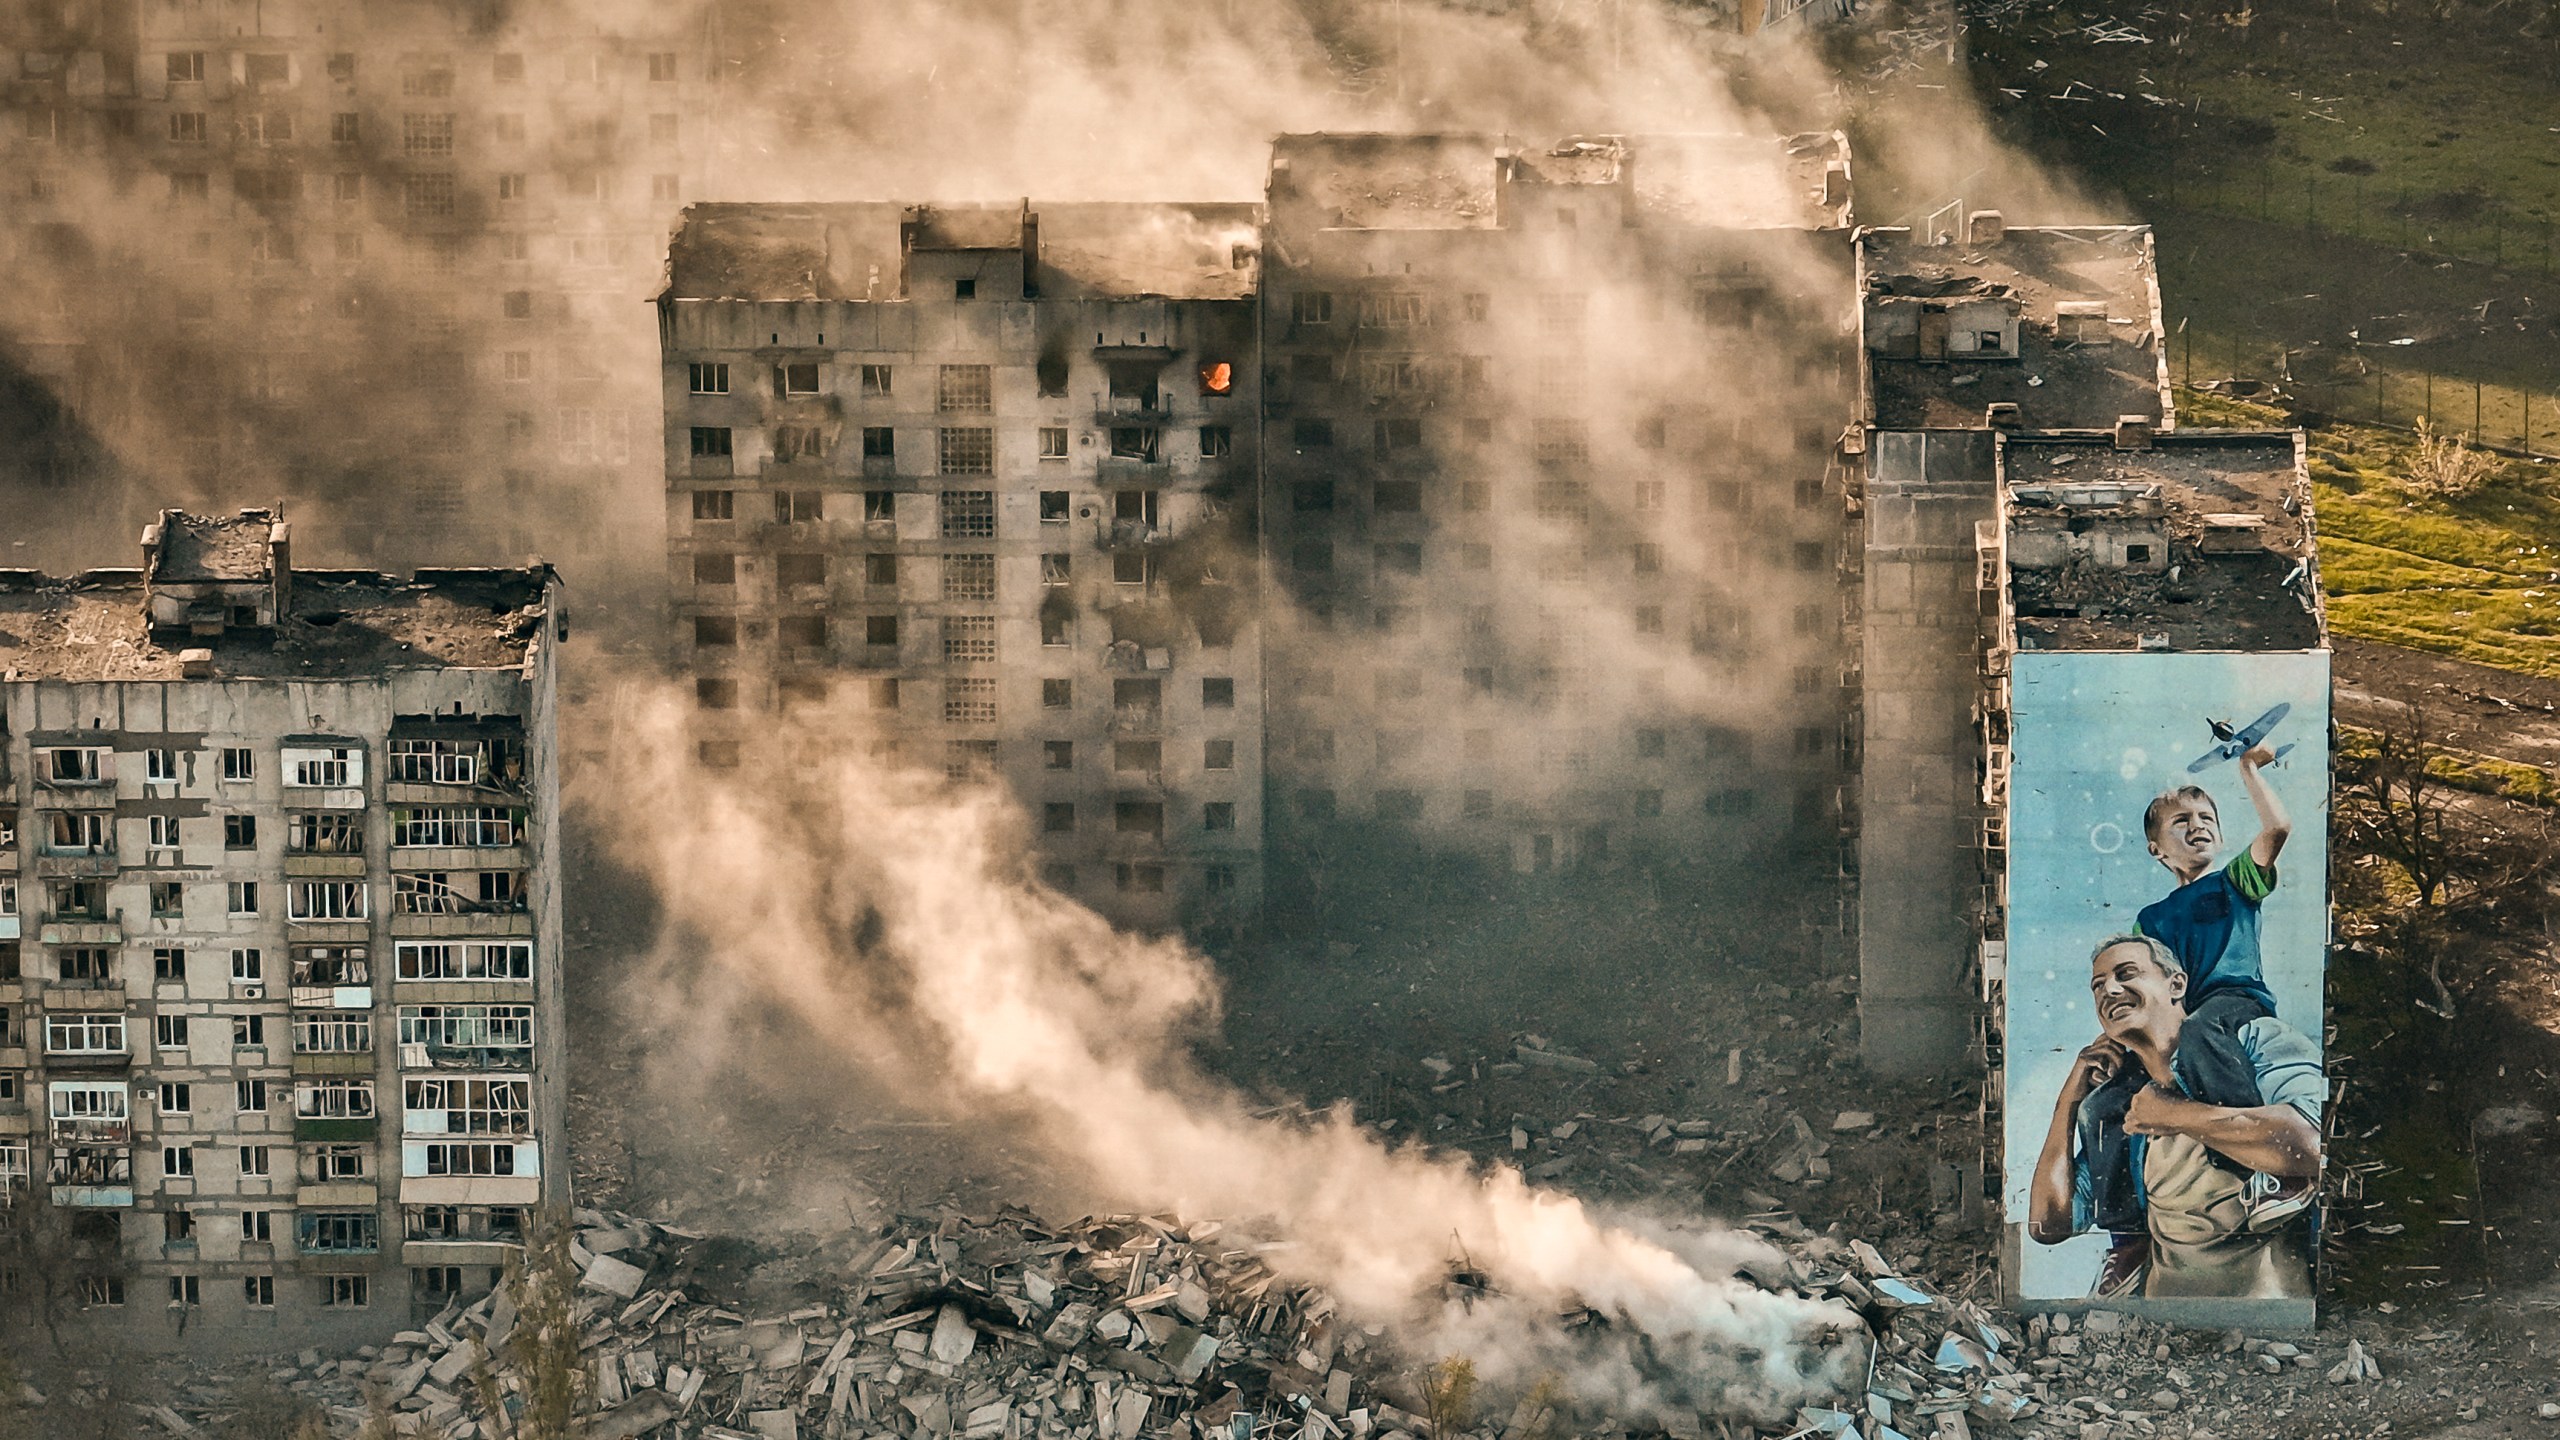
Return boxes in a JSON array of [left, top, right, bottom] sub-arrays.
[[1832, 1111, 1877, 1132], [1164, 1328, 1222, 1384], [2082, 1310, 2125, 1335], [748, 1408, 800, 1440], [2049, 1336, 2083, 1357]]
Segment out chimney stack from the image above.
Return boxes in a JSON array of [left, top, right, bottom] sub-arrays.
[[1965, 209, 2006, 246], [1984, 402, 2024, 430], [2113, 415, 2155, 451]]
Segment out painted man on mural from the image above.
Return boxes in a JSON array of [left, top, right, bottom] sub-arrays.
[[2027, 930, 2324, 1298]]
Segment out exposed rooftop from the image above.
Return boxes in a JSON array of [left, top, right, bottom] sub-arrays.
[[2000, 429, 2323, 653], [150, 508, 276, 583], [1267, 131, 1854, 234], [0, 569, 554, 682], [1860, 225, 2168, 431], [661, 202, 1264, 304]]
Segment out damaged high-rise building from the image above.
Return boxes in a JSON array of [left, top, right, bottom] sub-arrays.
[[656, 132, 1860, 927], [659, 202, 1268, 929], [0, 509, 567, 1349]]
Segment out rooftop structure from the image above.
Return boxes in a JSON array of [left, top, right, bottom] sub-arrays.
[[1998, 429, 2320, 653], [1266, 132, 1853, 236], [1859, 223, 2170, 432], [661, 202, 1264, 304]]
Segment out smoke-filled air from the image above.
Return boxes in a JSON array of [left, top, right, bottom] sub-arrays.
[[602, 695, 1866, 1424]]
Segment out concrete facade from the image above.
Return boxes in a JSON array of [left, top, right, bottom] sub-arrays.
[[658, 203, 1268, 931], [0, 510, 566, 1351]]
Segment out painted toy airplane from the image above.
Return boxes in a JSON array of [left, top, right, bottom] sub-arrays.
[[2187, 702, 2296, 773]]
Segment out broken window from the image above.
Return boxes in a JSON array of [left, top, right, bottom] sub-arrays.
[[1043, 679, 1073, 709], [1113, 553, 1158, 587], [1039, 491, 1071, 523], [944, 616, 998, 663], [1109, 428, 1160, 462], [1199, 425, 1232, 458], [169, 51, 205, 82], [689, 427, 732, 458], [938, 365, 992, 412], [1115, 741, 1162, 776], [1043, 742, 1074, 771], [288, 880, 367, 921], [863, 554, 898, 587], [1037, 553, 1072, 587], [1114, 802, 1164, 838], [1115, 864, 1165, 895], [1291, 293, 1333, 325], [404, 1076, 532, 1136], [944, 679, 997, 724], [942, 554, 996, 601], [292, 948, 371, 989], [861, 364, 893, 395], [44, 812, 109, 855], [1358, 293, 1427, 329], [1201, 677, 1235, 709], [865, 615, 900, 647], [941, 490, 997, 537], [773, 426, 829, 462], [298, 1212, 379, 1254], [1373, 418, 1422, 452], [1112, 490, 1159, 528], [778, 616, 828, 650], [863, 427, 896, 459], [1040, 427, 1069, 460], [694, 553, 736, 585], [862, 490, 897, 526], [287, 813, 363, 855], [694, 616, 738, 647], [292, 1011, 371, 1055], [395, 941, 532, 982], [1203, 739, 1235, 771]]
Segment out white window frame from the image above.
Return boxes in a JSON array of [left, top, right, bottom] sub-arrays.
[[395, 940, 534, 982], [287, 880, 368, 921], [402, 1075, 533, 1135], [294, 1078, 376, 1120], [292, 1011, 373, 1054], [283, 746, 364, 789], [44, 1013, 127, 1055]]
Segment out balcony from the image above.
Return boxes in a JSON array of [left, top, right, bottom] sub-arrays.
[[291, 985, 374, 1009], [296, 1116, 379, 1143], [41, 1049, 132, 1073]]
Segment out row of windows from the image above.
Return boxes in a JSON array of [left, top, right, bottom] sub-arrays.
[[8, 876, 518, 923], [78, 1274, 369, 1311], [26, 738, 512, 788], [151, 49, 686, 88], [1285, 538, 1828, 576], [686, 361, 1236, 403], [14, 807, 518, 856], [1038, 861, 1241, 897], [686, 486, 1171, 532], [1286, 475, 1827, 515], [0, 940, 533, 986], [152, 108, 685, 148], [1278, 786, 1789, 822]]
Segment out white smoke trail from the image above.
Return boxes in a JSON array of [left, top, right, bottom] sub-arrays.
[[603, 696, 1864, 1425]]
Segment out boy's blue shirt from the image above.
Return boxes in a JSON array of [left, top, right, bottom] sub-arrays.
[[2136, 851, 2281, 1016]]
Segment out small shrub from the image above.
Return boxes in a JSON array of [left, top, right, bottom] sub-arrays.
[[2404, 418, 2498, 500]]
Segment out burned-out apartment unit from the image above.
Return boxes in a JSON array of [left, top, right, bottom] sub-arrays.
[[1257, 132, 1859, 884], [0, 509, 567, 1349], [0, 0, 712, 590], [1849, 217, 2177, 1073], [658, 202, 1267, 928]]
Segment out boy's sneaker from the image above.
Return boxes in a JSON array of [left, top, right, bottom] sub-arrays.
[[2242, 1171, 2315, 1233], [2093, 1233, 2149, 1299]]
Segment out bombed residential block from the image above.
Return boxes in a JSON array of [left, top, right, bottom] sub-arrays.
[[0, 509, 568, 1349], [659, 202, 1268, 928]]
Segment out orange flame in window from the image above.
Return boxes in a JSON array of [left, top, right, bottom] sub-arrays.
[[1200, 361, 1233, 395]]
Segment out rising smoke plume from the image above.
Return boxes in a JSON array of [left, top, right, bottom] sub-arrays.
[[601, 693, 1866, 1425]]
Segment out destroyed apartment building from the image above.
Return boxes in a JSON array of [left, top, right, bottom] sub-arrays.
[[0, 0, 715, 591], [655, 132, 1859, 930], [0, 509, 569, 1349]]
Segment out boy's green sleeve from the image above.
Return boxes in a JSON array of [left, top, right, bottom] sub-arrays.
[[2224, 851, 2277, 903]]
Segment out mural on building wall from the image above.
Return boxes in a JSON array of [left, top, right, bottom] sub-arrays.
[[2004, 651, 2330, 1308]]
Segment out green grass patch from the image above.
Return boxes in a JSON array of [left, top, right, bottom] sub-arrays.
[[2175, 386, 2560, 672]]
